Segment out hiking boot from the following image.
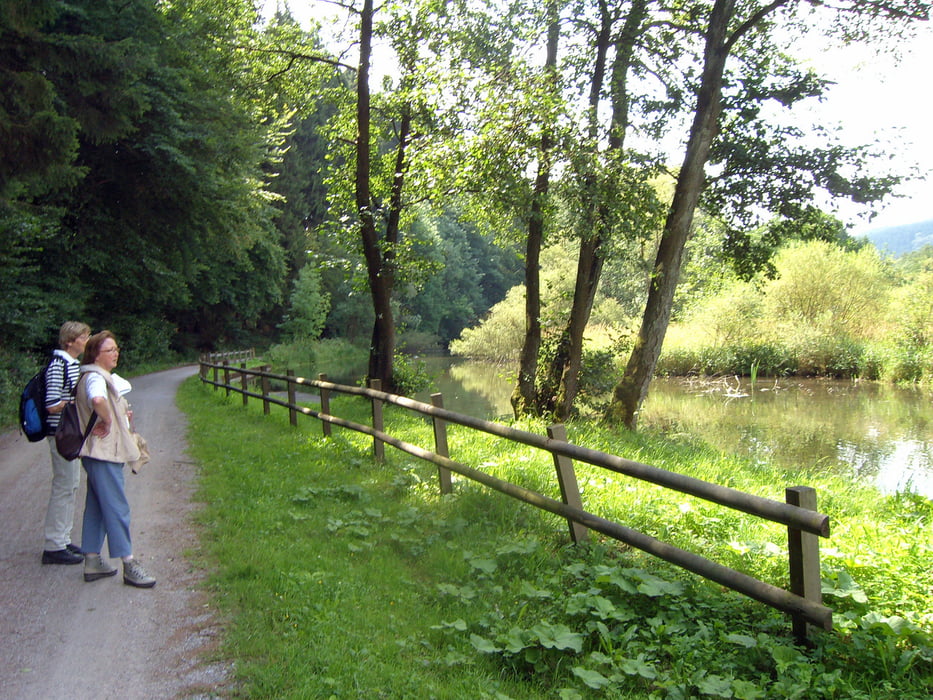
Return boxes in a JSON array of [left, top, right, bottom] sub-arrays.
[[42, 548, 84, 565], [84, 554, 118, 581], [123, 558, 156, 588]]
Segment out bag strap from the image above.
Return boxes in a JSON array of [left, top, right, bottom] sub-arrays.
[[59, 355, 77, 396], [75, 373, 98, 438], [81, 410, 99, 442]]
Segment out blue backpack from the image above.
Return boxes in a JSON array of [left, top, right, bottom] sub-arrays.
[[19, 356, 65, 442]]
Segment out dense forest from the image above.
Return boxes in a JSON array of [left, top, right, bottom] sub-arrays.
[[2, 0, 930, 426]]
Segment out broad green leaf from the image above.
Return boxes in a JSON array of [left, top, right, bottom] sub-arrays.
[[571, 666, 611, 689], [469, 633, 500, 654]]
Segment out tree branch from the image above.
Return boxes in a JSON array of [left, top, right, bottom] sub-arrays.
[[233, 44, 355, 72], [725, 0, 790, 53]]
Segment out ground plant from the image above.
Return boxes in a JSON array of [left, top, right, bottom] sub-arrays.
[[179, 377, 933, 699]]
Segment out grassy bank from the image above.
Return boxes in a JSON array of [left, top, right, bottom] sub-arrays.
[[178, 378, 932, 699]]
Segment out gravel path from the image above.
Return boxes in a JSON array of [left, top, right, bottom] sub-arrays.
[[0, 366, 229, 700]]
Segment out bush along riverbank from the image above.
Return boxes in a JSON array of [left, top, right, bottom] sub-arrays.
[[179, 377, 933, 699]]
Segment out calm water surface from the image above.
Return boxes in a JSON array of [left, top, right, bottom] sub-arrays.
[[415, 357, 933, 498]]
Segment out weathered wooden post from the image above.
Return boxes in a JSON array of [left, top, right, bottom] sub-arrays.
[[369, 379, 385, 461], [547, 424, 588, 543], [261, 366, 271, 416], [287, 369, 298, 427], [222, 361, 230, 398], [431, 393, 452, 495], [318, 373, 332, 437], [787, 486, 823, 642], [240, 362, 248, 406]]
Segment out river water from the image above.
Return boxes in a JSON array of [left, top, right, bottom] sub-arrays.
[[413, 357, 933, 499]]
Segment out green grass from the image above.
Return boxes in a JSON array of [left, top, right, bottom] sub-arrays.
[[178, 378, 933, 699]]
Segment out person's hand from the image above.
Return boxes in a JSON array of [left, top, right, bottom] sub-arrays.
[[48, 400, 69, 415], [92, 419, 111, 437]]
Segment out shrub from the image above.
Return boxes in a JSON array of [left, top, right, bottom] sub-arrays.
[[763, 241, 893, 342], [392, 353, 432, 395], [576, 348, 621, 412], [450, 286, 524, 362], [657, 342, 795, 377]]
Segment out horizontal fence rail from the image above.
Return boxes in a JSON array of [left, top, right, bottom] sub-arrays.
[[199, 358, 833, 638]]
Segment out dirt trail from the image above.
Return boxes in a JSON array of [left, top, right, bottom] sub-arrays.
[[0, 366, 228, 700]]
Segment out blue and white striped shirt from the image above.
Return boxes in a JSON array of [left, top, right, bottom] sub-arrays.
[[43, 350, 80, 431]]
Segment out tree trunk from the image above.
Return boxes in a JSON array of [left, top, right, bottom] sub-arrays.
[[606, 0, 734, 428], [355, 0, 396, 389], [542, 0, 645, 420], [511, 0, 559, 418], [549, 235, 604, 420]]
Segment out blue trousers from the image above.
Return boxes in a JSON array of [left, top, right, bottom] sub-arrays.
[[81, 457, 132, 558]]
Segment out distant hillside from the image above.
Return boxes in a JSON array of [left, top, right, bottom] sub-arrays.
[[860, 219, 933, 256]]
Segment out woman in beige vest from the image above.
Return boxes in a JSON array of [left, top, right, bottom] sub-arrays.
[[75, 331, 156, 588]]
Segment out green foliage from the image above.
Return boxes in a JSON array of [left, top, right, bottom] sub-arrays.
[[762, 241, 893, 341], [573, 348, 621, 414], [392, 352, 433, 396], [450, 285, 526, 363], [278, 265, 330, 342], [401, 210, 522, 346], [451, 241, 625, 363], [657, 342, 795, 378], [661, 239, 933, 381], [1, 0, 293, 367], [265, 338, 369, 384], [180, 376, 933, 698], [888, 260, 933, 353], [678, 280, 766, 347]]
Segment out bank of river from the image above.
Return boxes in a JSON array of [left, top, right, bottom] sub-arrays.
[[413, 357, 933, 499]]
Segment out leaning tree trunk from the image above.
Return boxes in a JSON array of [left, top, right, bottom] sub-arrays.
[[605, 0, 734, 428]]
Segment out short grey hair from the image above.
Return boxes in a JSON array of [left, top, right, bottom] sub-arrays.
[[59, 321, 91, 349]]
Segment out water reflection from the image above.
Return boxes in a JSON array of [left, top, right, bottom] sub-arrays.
[[415, 356, 515, 420], [417, 358, 933, 498], [641, 377, 933, 498]]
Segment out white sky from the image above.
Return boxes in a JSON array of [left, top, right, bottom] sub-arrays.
[[791, 25, 933, 235], [261, 1, 932, 235]]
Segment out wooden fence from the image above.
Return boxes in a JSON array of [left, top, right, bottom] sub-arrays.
[[199, 357, 833, 641], [200, 349, 256, 365]]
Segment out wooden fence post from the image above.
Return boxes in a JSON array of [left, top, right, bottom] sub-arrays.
[[287, 369, 297, 427], [222, 361, 230, 397], [261, 365, 271, 416], [547, 424, 588, 544], [787, 486, 823, 642], [240, 362, 248, 406], [212, 363, 218, 390], [317, 374, 332, 437], [369, 379, 385, 461], [431, 393, 452, 495]]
